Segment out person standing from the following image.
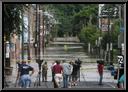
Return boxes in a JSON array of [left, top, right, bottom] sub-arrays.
[[118, 73, 124, 88], [68, 61, 73, 88], [75, 58, 82, 82], [52, 60, 63, 88], [71, 61, 78, 86], [62, 60, 73, 88], [97, 60, 104, 85], [16, 61, 34, 88], [42, 62, 48, 82], [51, 61, 57, 88], [117, 63, 124, 88]]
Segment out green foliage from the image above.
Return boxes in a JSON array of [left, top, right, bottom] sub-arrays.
[[45, 4, 98, 37], [79, 24, 100, 48], [72, 4, 98, 36], [4, 4, 27, 41]]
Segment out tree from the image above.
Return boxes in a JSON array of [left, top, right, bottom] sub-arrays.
[[4, 4, 28, 68], [4, 4, 28, 41], [72, 4, 98, 36], [44, 4, 91, 37], [79, 24, 100, 49]]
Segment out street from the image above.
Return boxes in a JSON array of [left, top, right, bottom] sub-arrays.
[[3, 4, 125, 90]]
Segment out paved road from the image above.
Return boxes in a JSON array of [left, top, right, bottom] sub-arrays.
[[5, 81, 117, 89]]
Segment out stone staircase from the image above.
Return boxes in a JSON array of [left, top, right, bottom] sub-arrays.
[[39, 37, 95, 62]]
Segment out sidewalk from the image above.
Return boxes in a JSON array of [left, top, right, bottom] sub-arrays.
[[6, 81, 117, 89]]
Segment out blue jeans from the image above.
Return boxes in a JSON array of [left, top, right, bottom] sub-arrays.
[[18, 77, 23, 87], [99, 74, 103, 85], [63, 74, 69, 88], [20, 74, 31, 88]]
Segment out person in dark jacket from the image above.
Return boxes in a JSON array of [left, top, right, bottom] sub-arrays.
[[16, 61, 34, 88], [71, 61, 78, 86], [75, 58, 82, 81]]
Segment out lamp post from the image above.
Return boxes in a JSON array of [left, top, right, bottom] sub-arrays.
[[22, 11, 24, 62]]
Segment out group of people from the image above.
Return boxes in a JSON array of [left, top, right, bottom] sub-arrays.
[[97, 60, 124, 88], [14, 58, 124, 89], [15, 58, 82, 88], [107, 61, 124, 88], [51, 59, 82, 88]]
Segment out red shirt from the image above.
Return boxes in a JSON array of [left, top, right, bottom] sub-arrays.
[[98, 64, 104, 74], [53, 64, 63, 74]]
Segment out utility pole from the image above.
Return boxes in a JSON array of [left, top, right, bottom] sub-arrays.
[[118, 5, 121, 55], [22, 10, 24, 62], [35, 4, 38, 61], [42, 7, 45, 59], [28, 5, 31, 63], [35, 4, 43, 86], [108, 12, 111, 65], [38, 4, 41, 86]]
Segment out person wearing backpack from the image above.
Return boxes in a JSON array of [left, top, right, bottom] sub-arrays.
[[62, 60, 73, 88], [16, 61, 34, 88]]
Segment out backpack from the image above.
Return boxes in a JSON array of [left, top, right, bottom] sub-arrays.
[[63, 63, 73, 75], [67, 64, 73, 75]]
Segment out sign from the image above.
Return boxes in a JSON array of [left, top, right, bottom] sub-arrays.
[[100, 18, 113, 32], [101, 18, 109, 32], [101, 25, 108, 32], [117, 55, 124, 64]]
